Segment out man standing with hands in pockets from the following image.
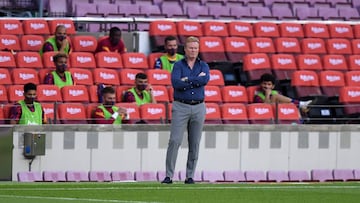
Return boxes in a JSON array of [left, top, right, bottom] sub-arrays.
[[161, 36, 210, 184]]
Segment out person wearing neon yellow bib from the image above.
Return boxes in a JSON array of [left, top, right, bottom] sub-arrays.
[[39, 25, 71, 56], [10, 83, 47, 125], [93, 87, 128, 124], [154, 36, 184, 73], [44, 53, 74, 88], [253, 73, 312, 112], [123, 73, 156, 106]]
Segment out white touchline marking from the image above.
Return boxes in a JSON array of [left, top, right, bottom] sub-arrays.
[[1, 185, 360, 191], [0, 194, 160, 203]]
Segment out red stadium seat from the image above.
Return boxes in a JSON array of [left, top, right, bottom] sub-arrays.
[[202, 21, 229, 37], [71, 35, 97, 52], [12, 68, 39, 85], [0, 85, 8, 103], [296, 54, 323, 72], [322, 55, 348, 71], [48, 19, 76, 35], [275, 103, 301, 124], [167, 86, 173, 102], [20, 35, 44, 52], [22, 19, 50, 35], [221, 85, 248, 103], [352, 24, 360, 39], [351, 39, 360, 55], [116, 102, 141, 124], [116, 85, 132, 102], [88, 85, 99, 103], [208, 69, 225, 86], [0, 19, 23, 35], [301, 38, 326, 54], [348, 55, 360, 71], [146, 69, 171, 86], [37, 84, 62, 102], [205, 103, 222, 124], [95, 52, 123, 69], [139, 103, 166, 124], [199, 36, 227, 63], [328, 24, 354, 39], [246, 86, 258, 103], [58, 103, 88, 124], [274, 38, 301, 54], [122, 52, 149, 69], [271, 54, 297, 81], [345, 71, 360, 86], [61, 85, 89, 102], [70, 52, 96, 69], [176, 21, 203, 44], [151, 85, 169, 103], [0, 51, 16, 68], [69, 68, 94, 86], [223, 37, 250, 63], [205, 85, 222, 103], [247, 103, 274, 124], [16, 51, 43, 69], [93, 68, 120, 86], [119, 69, 143, 85], [0, 34, 20, 51], [303, 23, 330, 38], [326, 39, 352, 55], [253, 22, 279, 38], [149, 20, 178, 51], [221, 103, 248, 124], [278, 23, 304, 38], [0, 68, 12, 85], [227, 21, 254, 38], [291, 70, 322, 98], [40, 103, 59, 124], [8, 85, 23, 102], [319, 70, 345, 97], [42, 52, 57, 69], [249, 37, 275, 53], [148, 52, 163, 69], [243, 53, 272, 82], [339, 86, 360, 117]]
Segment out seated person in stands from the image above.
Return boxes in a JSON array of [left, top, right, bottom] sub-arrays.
[[254, 73, 312, 112], [95, 27, 126, 54], [44, 53, 74, 88], [123, 73, 156, 106], [40, 25, 72, 56], [10, 83, 47, 125], [154, 35, 184, 72], [93, 87, 128, 124]]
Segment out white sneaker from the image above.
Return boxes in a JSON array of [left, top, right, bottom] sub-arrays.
[[299, 100, 312, 108]]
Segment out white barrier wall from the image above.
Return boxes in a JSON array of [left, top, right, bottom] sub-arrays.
[[11, 125, 360, 181]]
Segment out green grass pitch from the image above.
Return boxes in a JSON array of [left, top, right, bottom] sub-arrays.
[[0, 181, 360, 203]]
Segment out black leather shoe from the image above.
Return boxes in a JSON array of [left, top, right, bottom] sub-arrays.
[[161, 177, 173, 184], [184, 178, 195, 184]]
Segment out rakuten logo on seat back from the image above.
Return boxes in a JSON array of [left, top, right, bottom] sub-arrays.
[[230, 41, 245, 48], [205, 90, 218, 96], [286, 26, 300, 33], [152, 90, 164, 97], [183, 25, 198, 32], [20, 73, 35, 80], [311, 27, 325, 34], [127, 73, 136, 80], [206, 107, 216, 114], [27, 40, 42, 47], [42, 89, 57, 96], [278, 58, 292, 65], [254, 108, 269, 115], [15, 90, 23, 96], [228, 108, 243, 115], [280, 108, 295, 115], [333, 43, 347, 50], [325, 75, 340, 82], [335, 27, 349, 34], [210, 74, 220, 81], [282, 41, 296, 48], [74, 73, 89, 80], [147, 108, 163, 115], [79, 40, 94, 47], [157, 24, 172, 31], [23, 56, 38, 63], [256, 42, 270, 48], [351, 75, 360, 82], [260, 26, 275, 33], [251, 58, 265, 65], [348, 90, 360, 97], [66, 107, 81, 115], [229, 90, 243, 97], [100, 72, 115, 80], [235, 25, 249, 32], [210, 25, 224, 32], [104, 56, 118, 63], [0, 56, 11, 62], [129, 57, 143, 64], [69, 90, 84, 96], [304, 58, 318, 65], [1, 38, 15, 46], [57, 23, 72, 29], [43, 107, 54, 115], [153, 73, 168, 80], [300, 74, 315, 82], [205, 41, 220, 48], [30, 23, 45, 30], [307, 43, 321, 50], [0, 73, 7, 79], [329, 58, 343, 65], [4, 23, 18, 30], [77, 56, 92, 63]]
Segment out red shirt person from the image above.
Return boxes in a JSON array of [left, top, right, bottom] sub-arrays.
[[95, 27, 126, 54]]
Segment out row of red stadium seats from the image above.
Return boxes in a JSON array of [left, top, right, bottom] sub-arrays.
[[0, 102, 304, 125]]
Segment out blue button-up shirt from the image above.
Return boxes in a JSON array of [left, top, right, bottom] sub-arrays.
[[171, 58, 210, 101]]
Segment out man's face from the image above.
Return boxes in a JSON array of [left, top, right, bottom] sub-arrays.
[[55, 57, 67, 73], [260, 81, 275, 91], [55, 27, 66, 42], [184, 41, 199, 59], [103, 93, 116, 106], [165, 40, 178, 56], [110, 31, 121, 45], [24, 90, 36, 104], [135, 78, 148, 91]]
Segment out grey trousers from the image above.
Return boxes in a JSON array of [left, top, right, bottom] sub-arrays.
[[165, 101, 206, 179]]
